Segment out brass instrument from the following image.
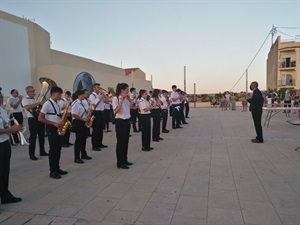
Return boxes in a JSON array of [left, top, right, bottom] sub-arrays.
[[85, 102, 95, 128], [9, 115, 30, 146], [35, 77, 57, 114], [57, 102, 71, 136]]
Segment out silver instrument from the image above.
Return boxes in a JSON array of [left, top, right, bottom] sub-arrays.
[[9, 115, 30, 146]]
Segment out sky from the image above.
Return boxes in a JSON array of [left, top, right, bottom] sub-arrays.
[[1, 0, 299, 94]]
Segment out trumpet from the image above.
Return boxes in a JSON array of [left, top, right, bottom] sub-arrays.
[[9, 116, 30, 146]]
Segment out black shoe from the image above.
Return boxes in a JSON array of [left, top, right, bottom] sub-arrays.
[[142, 147, 150, 151], [30, 155, 38, 160], [186, 116, 189, 118], [158, 137, 164, 140], [117, 164, 130, 169], [50, 172, 61, 179], [152, 139, 159, 142], [251, 139, 264, 143], [133, 130, 139, 133], [147, 147, 154, 150], [62, 144, 70, 148], [172, 127, 176, 129], [68, 142, 74, 146], [57, 169, 68, 175], [92, 147, 101, 151], [129, 134, 132, 137], [40, 152, 49, 156], [82, 155, 92, 160], [176, 126, 183, 128], [1, 196, 22, 204], [99, 144, 108, 148], [74, 159, 84, 164], [162, 130, 169, 133], [125, 161, 133, 166], [183, 122, 188, 124]]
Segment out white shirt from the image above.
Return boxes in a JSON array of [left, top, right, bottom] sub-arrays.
[[170, 91, 181, 105], [160, 96, 169, 110], [0, 107, 9, 143], [112, 96, 131, 119], [71, 99, 88, 119], [151, 97, 160, 109], [59, 98, 72, 113], [22, 97, 36, 118], [139, 98, 151, 114], [40, 98, 61, 123], [7, 96, 23, 113], [89, 92, 105, 111], [105, 98, 112, 110]]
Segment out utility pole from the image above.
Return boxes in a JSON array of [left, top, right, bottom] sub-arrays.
[[246, 69, 248, 100], [271, 25, 277, 46], [194, 83, 196, 108], [184, 66, 186, 93], [151, 75, 153, 90], [131, 70, 134, 88]]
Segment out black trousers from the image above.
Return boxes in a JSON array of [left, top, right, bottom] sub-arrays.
[[140, 114, 151, 148], [28, 118, 45, 156], [161, 109, 168, 131], [0, 140, 12, 200], [46, 125, 62, 173], [152, 109, 161, 140], [251, 109, 263, 141], [180, 102, 186, 123], [115, 119, 130, 165], [74, 120, 88, 160], [62, 116, 72, 145], [130, 109, 138, 131], [185, 102, 190, 118], [172, 104, 181, 128], [104, 109, 111, 130], [92, 111, 104, 148]]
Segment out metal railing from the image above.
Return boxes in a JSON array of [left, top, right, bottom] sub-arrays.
[[279, 61, 296, 68]]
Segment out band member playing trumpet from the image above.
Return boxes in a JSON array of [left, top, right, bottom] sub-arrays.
[[112, 83, 133, 169], [0, 92, 23, 204], [138, 89, 153, 151], [160, 90, 170, 133], [7, 89, 23, 125], [71, 90, 92, 164], [38, 86, 68, 179], [89, 83, 109, 151], [22, 86, 48, 160], [170, 85, 182, 129], [151, 89, 163, 142]]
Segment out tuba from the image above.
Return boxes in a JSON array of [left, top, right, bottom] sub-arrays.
[[34, 77, 57, 114], [9, 115, 30, 146], [85, 102, 95, 128], [57, 101, 71, 136]]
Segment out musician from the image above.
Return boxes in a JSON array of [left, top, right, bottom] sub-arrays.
[[160, 90, 170, 133], [38, 86, 68, 179], [7, 89, 23, 125], [129, 88, 139, 132], [151, 89, 163, 142], [82, 89, 91, 137], [22, 86, 48, 160], [104, 91, 112, 133], [184, 93, 190, 118], [138, 89, 153, 151], [71, 90, 92, 164], [89, 83, 109, 151], [0, 92, 22, 204], [60, 91, 73, 147], [112, 83, 133, 169], [170, 85, 182, 129], [177, 89, 188, 125]]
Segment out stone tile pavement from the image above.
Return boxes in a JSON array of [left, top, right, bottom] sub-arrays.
[[0, 107, 299, 225]]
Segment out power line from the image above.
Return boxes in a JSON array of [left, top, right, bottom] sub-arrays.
[[229, 30, 271, 91], [277, 30, 296, 38]]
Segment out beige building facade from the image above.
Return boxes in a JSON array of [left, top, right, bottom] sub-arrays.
[[0, 10, 151, 97], [267, 36, 300, 90]]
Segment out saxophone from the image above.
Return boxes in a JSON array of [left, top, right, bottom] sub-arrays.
[[57, 101, 71, 136], [85, 102, 95, 128]]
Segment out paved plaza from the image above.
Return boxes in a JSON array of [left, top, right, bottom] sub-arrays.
[[0, 107, 299, 225]]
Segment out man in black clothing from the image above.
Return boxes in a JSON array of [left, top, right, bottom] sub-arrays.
[[247, 81, 264, 143]]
